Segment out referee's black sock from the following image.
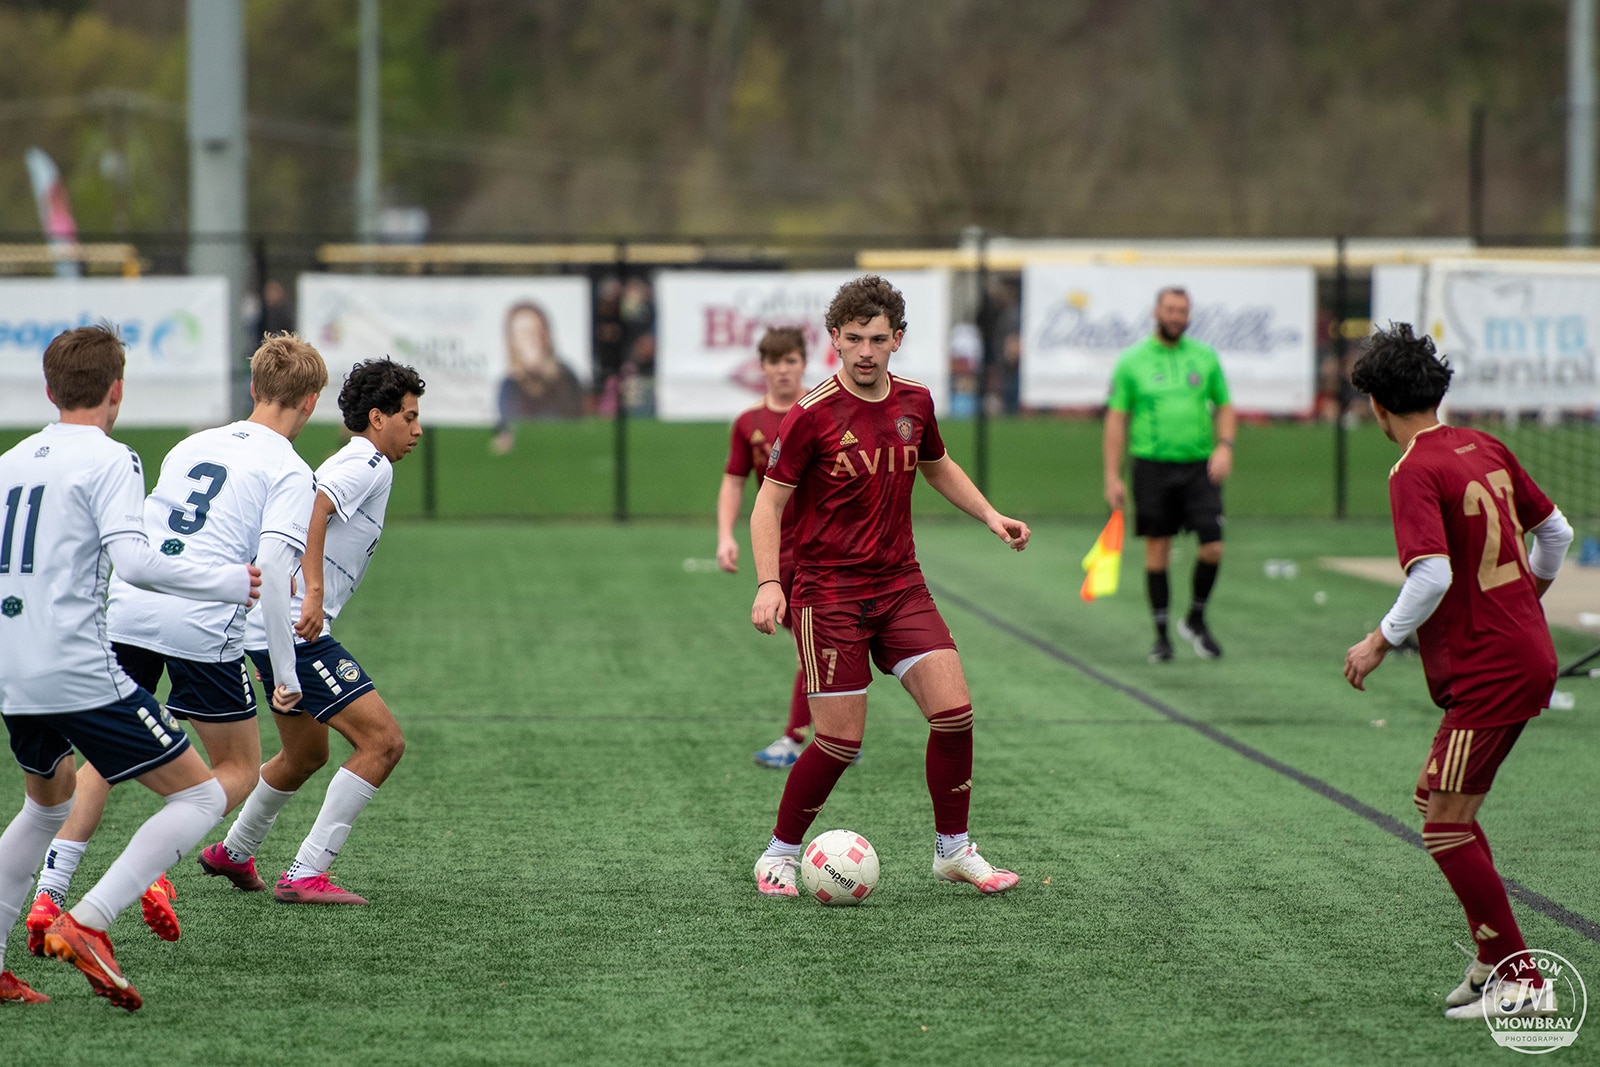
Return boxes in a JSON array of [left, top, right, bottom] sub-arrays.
[[1146, 570, 1170, 641], [1190, 560, 1220, 624]]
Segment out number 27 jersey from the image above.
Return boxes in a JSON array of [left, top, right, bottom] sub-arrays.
[[1389, 423, 1558, 727], [109, 421, 314, 661]]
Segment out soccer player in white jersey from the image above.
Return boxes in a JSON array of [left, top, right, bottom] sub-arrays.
[[23, 333, 325, 944], [0, 325, 259, 1010], [206, 358, 422, 905]]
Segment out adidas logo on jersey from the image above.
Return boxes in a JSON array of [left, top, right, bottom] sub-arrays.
[[839, 430, 859, 447]]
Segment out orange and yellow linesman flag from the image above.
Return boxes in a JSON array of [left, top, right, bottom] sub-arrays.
[[1080, 509, 1124, 602]]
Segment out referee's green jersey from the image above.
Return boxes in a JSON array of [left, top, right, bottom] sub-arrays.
[[1107, 335, 1231, 463]]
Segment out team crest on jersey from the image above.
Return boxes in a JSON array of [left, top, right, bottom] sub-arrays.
[[1188, 372, 1201, 387], [33, 446, 49, 458], [1, 596, 21, 618], [767, 439, 781, 469], [895, 416, 913, 442], [336, 659, 361, 683], [160, 538, 186, 556]]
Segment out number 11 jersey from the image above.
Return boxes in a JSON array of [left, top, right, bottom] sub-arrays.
[[1389, 423, 1559, 727], [109, 421, 314, 661]]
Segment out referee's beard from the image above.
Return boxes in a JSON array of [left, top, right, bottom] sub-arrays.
[[1157, 324, 1185, 344]]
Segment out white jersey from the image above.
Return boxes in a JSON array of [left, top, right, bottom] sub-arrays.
[[0, 423, 148, 714], [109, 421, 313, 661], [246, 436, 392, 647]]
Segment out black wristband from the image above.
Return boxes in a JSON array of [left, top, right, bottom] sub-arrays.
[[758, 579, 781, 589]]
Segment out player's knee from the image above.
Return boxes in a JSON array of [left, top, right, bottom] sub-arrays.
[[374, 728, 405, 770]]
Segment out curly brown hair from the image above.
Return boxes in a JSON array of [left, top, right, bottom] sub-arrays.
[[824, 275, 907, 333]]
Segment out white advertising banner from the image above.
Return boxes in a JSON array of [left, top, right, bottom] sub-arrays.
[[298, 275, 593, 427], [1370, 264, 1426, 333], [1420, 259, 1600, 411], [655, 270, 951, 421], [1020, 265, 1316, 414], [0, 277, 229, 427]]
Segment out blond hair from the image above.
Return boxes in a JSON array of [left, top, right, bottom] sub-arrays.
[[251, 332, 328, 406]]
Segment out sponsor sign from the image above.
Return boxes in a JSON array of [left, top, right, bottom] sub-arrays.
[[1420, 259, 1600, 411], [0, 278, 229, 427], [1020, 264, 1316, 414], [654, 270, 951, 420], [298, 275, 592, 427]]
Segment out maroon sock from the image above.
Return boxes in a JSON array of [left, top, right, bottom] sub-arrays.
[[925, 705, 974, 835], [1470, 821, 1494, 867], [772, 733, 859, 845], [1416, 789, 1496, 867], [784, 670, 810, 742], [1412, 787, 1429, 818], [1424, 821, 1529, 977]]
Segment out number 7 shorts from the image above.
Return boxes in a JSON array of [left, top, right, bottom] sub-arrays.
[[790, 584, 957, 696]]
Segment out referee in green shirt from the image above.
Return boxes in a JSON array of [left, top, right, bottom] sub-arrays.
[[1102, 286, 1236, 662]]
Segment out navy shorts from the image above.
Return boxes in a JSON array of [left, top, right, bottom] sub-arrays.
[[113, 642, 256, 723], [5, 689, 193, 784], [247, 636, 376, 723]]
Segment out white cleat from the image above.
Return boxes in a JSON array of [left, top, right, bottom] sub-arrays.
[[931, 841, 1019, 895], [754, 853, 799, 897], [1443, 976, 1559, 1021], [1445, 958, 1494, 1008], [753, 735, 804, 769]]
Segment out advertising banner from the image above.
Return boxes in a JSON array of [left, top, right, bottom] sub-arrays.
[[655, 270, 951, 421], [1420, 259, 1600, 411], [0, 277, 229, 427], [298, 275, 593, 427], [1020, 264, 1315, 414]]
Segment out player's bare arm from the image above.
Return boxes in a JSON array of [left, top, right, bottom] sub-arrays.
[[749, 478, 794, 634], [294, 491, 339, 641], [716, 473, 747, 573], [1102, 408, 1128, 510], [919, 455, 1030, 550], [1208, 403, 1236, 484]]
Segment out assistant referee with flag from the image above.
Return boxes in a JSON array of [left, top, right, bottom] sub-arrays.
[[1102, 286, 1235, 663]]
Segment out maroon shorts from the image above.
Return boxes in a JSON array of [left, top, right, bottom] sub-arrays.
[[791, 585, 957, 695], [1424, 721, 1527, 795]]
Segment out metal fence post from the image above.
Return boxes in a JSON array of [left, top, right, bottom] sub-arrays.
[[1333, 235, 1349, 520], [613, 244, 629, 523]]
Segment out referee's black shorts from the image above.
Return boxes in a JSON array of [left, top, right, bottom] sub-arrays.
[[1131, 458, 1224, 542]]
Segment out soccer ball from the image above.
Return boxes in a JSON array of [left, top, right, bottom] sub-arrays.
[[801, 829, 879, 905]]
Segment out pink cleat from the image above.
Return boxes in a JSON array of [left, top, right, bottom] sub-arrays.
[[140, 873, 180, 942], [931, 841, 1020, 895], [197, 842, 268, 891], [273, 872, 369, 905]]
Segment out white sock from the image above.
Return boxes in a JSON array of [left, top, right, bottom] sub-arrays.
[[763, 836, 801, 859], [72, 779, 224, 932], [935, 832, 969, 859], [223, 772, 297, 861], [0, 797, 74, 972], [35, 836, 88, 907], [284, 768, 376, 881]]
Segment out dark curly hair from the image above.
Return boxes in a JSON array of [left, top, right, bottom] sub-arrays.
[[1349, 322, 1453, 415], [338, 357, 427, 431], [825, 275, 907, 333]]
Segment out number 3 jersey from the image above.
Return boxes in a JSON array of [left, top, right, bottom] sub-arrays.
[[109, 421, 314, 661], [1388, 423, 1559, 727], [246, 436, 392, 647], [0, 424, 148, 713]]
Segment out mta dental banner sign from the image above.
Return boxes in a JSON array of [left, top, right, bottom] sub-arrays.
[[298, 275, 592, 427], [655, 270, 951, 420], [1020, 265, 1315, 414], [1420, 259, 1600, 411], [0, 278, 229, 427]]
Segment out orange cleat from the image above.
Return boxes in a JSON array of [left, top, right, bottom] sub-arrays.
[[0, 970, 49, 1004], [42, 914, 141, 1012], [140, 873, 180, 942], [24, 892, 60, 958]]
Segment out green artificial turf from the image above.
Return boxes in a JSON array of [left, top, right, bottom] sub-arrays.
[[4, 515, 1597, 1066]]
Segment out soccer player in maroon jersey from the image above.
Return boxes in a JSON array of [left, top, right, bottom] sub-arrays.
[[747, 275, 1031, 897], [716, 326, 812, 768], [1344, 324, 1572, 1021]]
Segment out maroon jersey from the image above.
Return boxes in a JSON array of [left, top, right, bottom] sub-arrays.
[[1389, 424, 1558, 727], [766, 373, 946, 606], [726, 400, 797, 577]]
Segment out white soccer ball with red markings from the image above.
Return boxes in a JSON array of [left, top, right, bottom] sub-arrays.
[[801, 829, 879, 906]]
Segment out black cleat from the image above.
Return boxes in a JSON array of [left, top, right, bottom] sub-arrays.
[[1148, 635, 1174, 663], [1177, 617, 1222, 659]]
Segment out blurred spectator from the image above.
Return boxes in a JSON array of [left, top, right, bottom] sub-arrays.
[[255, 279, 295, 340], [621, 275, 656, 415], [594, 275, 627, 416], [948, 321, 981, 418], [980, 276, 1022, 414], [492, 301, 583, 454]]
